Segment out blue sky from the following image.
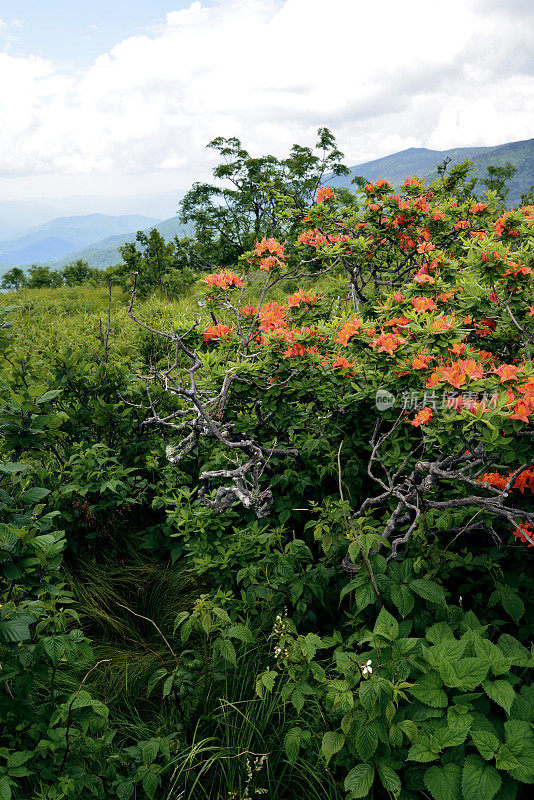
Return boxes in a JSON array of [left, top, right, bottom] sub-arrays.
[[0, 2, 208, 66]]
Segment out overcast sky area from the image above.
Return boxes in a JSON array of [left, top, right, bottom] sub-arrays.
[[0, 0, 533, 211]]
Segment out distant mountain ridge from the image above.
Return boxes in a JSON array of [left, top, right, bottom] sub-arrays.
[[0, 213, 161, 266], [328, 137, 534, 204]]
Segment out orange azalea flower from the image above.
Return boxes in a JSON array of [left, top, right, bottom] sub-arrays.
[[414, 272, 436, 285], [287, 288, 319, 308], [528, 305, 534, 315], [510, 398, 534, 422], [370, 332, 406, 355], [492, 364, 520, 382], [393, 292, 403, 302], [336, 316, 363, 345], [410, 407, 432, 426], [203, 323, 231, 342], [417, 241, 436, 254], [470, 202, 488, 214], [204, 270, 244, 290], [438, 290, 455, 302], [477, 350, 495, 362], [316, 186, 336, 203], [384, 316, 410, 327], [450, 343, 467, 355], [411, 296, 437, 313], [331, 355, 355, 372], [504, 264, 533, 277], [513, 522, 534, 547], [432, 314, 456, 332], [240, 304, 256, 316], [412, 354, 433, 369], [254, 236, 285, 258], [403, 177, 421, 187], [258, 302, 287, 332]]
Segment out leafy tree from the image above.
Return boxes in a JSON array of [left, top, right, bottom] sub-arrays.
[[179, 127, 350, 263], [61, 258, 93, 286], [0, 266, 27, 291], [26, 264, 63, 288], [482, 160, 517, 203]]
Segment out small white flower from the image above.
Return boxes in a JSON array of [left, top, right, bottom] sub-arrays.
[[361, 659, 373, 677], [274, 646, 282, 657]]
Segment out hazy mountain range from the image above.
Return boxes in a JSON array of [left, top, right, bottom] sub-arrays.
[[1, 136, 533, 280]]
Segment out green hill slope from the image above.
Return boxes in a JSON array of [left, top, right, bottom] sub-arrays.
[[329, 137, 534, 204], [0, 213, 161, 265]]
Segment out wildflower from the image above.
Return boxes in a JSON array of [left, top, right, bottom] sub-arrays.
[[410, 407, 433, 426], [370, 332, 406, 355], [240, 304, 256, 317], [203, 323, 231, 342], [361, 660, 373, 677], [203, 269, 244, 290], [316, 186, 336, 203], [336, 316, 363, 345], [411, 296, 437, 313]]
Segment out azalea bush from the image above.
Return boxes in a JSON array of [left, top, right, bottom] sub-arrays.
[[125, 161, 534, 798]]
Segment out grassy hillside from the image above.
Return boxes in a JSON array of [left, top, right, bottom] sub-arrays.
[[329, 136, 534, 204]]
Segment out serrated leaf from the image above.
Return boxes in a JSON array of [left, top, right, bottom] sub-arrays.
[[217, 638, 236, 666], [284, 728, 302, 765], [142, 766, 160, 799], [344, 763, 375, 798], [356, 723, 378, 760], [227, 624, 254, 643], [462, 755, 501, 800], [377, 763, 401, 796], [321, 731, 345, 764], [439, 658, 489, 691], [426, 622, 455, 644], [501, 591, 524, 624], [410, 579, 445, 604], [142, 741, 159, 766], [409, 670, 448, 708], [470, 729, 500, 761], [390, 583, 414, 616], [424, 764, 462, 800], [0, 777, 11, 800], [407, 734, 438, 763], [483, 680, 515, 715], [373, 607, 399, 641]]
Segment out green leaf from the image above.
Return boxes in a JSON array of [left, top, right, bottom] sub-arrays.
[[390, 583, 414, 616], [470, 730, 500, 761], [284, 728, 302, 765], [142, 766, 160, 799], [483, 680, 516, 715], [321, 731, 345, 764], [373, 607, 399, 641], [377, 763, 401, 796], [227, 624, 254, 643], [409, 670, 448, 708], [142, 741, 159, 766], [356, 723, 378, 761], [462, 755, 501, 800], [439, 658, 489, 691], [345, 763, 375, 798], [21, 487, 50, 504], [426, 622, 455, 644], [424, 764, 462, 800], [407, 734, 438, 763], [0, 777, 11, 800], [410, 579, 446, 604], [217, 638, 236, 666], [501, 591, 524, 624]]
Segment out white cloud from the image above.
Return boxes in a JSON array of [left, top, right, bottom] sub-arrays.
[[0, 0, 533, 198]]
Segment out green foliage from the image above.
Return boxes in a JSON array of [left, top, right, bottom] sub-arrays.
[[1, 132, 534, 799]]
